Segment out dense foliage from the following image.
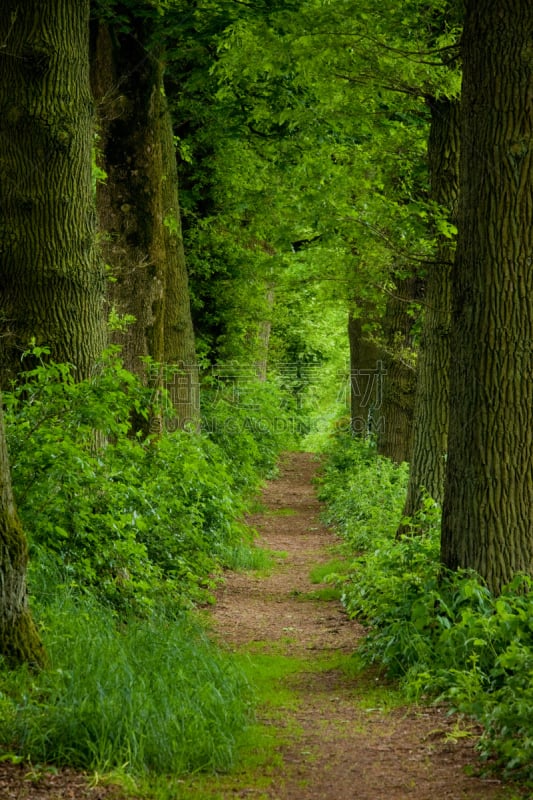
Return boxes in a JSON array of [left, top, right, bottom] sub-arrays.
[[0, 346, 294, 775], [5, 348, 258, 613], [319, 433, 533, 783], [201, 374, 296, 491]]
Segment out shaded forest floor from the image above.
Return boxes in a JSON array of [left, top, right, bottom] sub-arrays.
[[0, 452, 528, 799]]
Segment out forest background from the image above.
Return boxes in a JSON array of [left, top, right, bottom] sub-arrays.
[[0, 0, 532, 794]]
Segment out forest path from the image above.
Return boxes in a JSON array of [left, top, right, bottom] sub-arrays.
[[0, 452, 523, 800], [198, 452, 520, 800]]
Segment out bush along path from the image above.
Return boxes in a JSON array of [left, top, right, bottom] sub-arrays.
[[183, 452, 526, 800]]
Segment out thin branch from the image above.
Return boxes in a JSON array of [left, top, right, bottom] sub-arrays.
[[333, 71, 429, 100], [341, 216, 454, 266], [299, 29, 460, 63]]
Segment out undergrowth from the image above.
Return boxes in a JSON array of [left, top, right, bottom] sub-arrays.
[[5, 346, 292, 613], [0, 345, 295, 779], [0, 597, 252, 775], [201, 376, 296, 491], [319, 431, 533, 785]]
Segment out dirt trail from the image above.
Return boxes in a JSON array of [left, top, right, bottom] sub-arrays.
[[210, 452, 522, 800]]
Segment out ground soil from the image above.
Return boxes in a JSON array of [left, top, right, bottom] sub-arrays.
[[0, 452, 529, 799]]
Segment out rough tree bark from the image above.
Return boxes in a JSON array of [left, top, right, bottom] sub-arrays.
[[376, 276, 419, 464], [399, 99, 459, 529], [441, 0, 533, 593], [347, 312, 382, 436], [0, 398, 44, 667], [0, 0, 103, 666], [90, 18, 199, 430], [0, 0, 105, 383]]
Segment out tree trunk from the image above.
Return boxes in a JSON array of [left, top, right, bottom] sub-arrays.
[[256, 285, 275, 382], [90, 22, 165, 370], [347, 312, 382, 436], [0, 0, 105, 383], [161, 93, 200, 428], [441, 1, 533, 594], [0, 397, 45, 667], [90, 19, 199, 430], [399, 99, 459, 529], [376, 277, 419, 464]]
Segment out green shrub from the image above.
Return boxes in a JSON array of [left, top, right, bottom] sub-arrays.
[[4, 348, 261, 613], [320, 431, 533, 783], [0, 349, 299, 779], [317, 433, 408, 550], [201, 376, 296, 492]]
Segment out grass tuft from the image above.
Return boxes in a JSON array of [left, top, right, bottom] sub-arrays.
[[221, 543, 277, 573], [309, 558, 350, 585], [0, 595, 252, 776]]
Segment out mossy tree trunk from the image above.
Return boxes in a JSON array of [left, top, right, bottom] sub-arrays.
[[0, 397, 45, 667], [161, 93, 200, 428], [256, 285, 275, 382], [90, 19, 199, 430], [441, 1, 533, 594], [0, 0, 105, 383], [376, 276, 419, 464], [347, 312, 382, 436], [399, 99, 459, 530]]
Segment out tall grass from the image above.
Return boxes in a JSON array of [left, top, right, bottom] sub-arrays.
[[0, 594, 252, 775]]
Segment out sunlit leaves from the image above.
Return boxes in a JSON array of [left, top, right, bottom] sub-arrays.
[[93, 0, 461, 366]]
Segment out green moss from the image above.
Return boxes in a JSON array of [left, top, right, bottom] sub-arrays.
[[264, 507, 297, 517], [0, 610, 46, 670], [0, 514, 46, 668], [0, 513, 28, 569]]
